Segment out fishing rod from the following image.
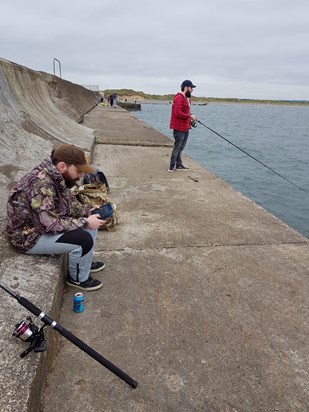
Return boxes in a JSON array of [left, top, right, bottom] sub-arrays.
[[196, 120, 306, 192], [0, 281, 138, 389]]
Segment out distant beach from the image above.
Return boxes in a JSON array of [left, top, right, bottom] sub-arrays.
[[103, 89, 309, 107]]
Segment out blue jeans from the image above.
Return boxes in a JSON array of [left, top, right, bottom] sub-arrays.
[[170, 130, 189, 166], [26, 228, 97, 283]]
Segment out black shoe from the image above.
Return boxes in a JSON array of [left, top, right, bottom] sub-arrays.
[[66, 275, 103, 291], [90, 261, 105, 272], [176, 164, 190, 171]]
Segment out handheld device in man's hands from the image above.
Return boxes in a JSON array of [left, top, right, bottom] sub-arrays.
[[91, 203, 114, 220]]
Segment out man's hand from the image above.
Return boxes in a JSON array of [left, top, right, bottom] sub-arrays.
[[90, 205, 100, 212], [86, 214, 106, 229], [190, 114, 197, 122]]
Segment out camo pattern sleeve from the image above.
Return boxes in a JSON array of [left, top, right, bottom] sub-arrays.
[[6, 160, 89, 252]]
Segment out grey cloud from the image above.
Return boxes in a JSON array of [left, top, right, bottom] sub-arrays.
[[0, 0, 308, 99]]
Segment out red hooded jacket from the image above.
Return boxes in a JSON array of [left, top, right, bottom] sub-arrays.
[[169, 92, 191, 132]]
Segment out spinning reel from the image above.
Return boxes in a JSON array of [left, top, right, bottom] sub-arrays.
[[12, 316, 46, 358]]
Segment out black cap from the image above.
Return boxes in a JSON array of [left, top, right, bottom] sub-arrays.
[[181, 80, 196, 88]]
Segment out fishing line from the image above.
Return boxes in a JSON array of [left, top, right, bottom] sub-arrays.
[[197, 120, 306, 192]]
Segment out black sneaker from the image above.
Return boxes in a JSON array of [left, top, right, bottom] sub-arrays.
[[66, 275, 103, 291], [168, 164, 175, 173], [176, 164, 190, 171], [90, 261, 105, 272]]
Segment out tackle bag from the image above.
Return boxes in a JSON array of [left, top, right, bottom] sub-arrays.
[[83, 169, 110, 192], [73, 169, 118, 231]]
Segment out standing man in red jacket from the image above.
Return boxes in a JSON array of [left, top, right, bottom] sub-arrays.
[[168, 80, 197, 172]]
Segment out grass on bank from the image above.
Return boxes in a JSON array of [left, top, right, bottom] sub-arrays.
[[102, 88, 309, 106]]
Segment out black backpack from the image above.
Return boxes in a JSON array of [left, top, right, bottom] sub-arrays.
[[83, 169, 110, 192]]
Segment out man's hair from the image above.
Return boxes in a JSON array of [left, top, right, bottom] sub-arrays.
[[51, 155, 59, 166]]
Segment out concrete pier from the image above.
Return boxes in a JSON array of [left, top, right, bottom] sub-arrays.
[[41, 106, 309, 412], [0, 59, 308, 411]]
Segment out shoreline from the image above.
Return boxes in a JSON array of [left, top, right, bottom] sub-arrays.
[[104, 89, 309, 107], [119, 98, 309, 107]]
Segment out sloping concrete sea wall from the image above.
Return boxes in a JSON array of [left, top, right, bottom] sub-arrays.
[[0, 58, 100, 412]]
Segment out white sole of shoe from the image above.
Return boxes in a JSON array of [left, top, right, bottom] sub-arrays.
[[66, 280, 103, 291], [90, 263, 106, 272]]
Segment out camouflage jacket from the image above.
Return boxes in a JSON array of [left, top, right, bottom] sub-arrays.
[[6, 159, 91, 253]]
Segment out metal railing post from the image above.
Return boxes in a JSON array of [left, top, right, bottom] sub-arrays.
[[53, 58, 62, 78]]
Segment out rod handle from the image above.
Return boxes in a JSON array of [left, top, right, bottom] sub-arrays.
[[18, 296, 42, 317], [55, 323, 138, 388]]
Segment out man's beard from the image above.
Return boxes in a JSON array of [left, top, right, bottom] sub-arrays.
[[62, 171, 79, 188], [185, 91, 191, 98]]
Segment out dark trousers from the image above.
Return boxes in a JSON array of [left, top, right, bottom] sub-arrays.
[[170, 129, 189, 166]]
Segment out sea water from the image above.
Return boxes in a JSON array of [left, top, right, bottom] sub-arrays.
[[133, 103, 309, 238]]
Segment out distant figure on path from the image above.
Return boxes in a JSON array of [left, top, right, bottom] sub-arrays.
[[168, 80, 197, 172], [112, 92, 118, 107]]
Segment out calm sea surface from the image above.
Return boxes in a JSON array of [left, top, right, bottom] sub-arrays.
[[133, 103, 309, 238]]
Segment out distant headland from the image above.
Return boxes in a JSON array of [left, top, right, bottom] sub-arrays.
[[102, 88, 309, 106]]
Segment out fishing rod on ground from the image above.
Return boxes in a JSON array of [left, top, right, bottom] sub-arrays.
[[0, 281, 138, 389], [194, 119, 306, 192]]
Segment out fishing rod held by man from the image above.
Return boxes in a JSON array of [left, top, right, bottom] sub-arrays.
[[197, 120, 306, 192]]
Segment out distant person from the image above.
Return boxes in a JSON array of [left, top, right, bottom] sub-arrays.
[[112, 92, 118, 107], [109, 94, 113, 106], [6, 144, 106, 291], [168, 80, 197, 172]]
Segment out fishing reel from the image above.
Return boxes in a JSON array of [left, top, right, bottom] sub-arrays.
[[12, 316, 46, 358], [190, 120, 197, 128]]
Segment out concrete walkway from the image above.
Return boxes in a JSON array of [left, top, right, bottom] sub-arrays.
[[42, 106, 309, 412]]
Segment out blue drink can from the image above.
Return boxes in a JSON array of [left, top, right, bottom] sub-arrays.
[[73, 292, 84, 313]]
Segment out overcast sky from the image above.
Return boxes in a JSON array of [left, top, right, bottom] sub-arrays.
[[1, 0, 309, 100]]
